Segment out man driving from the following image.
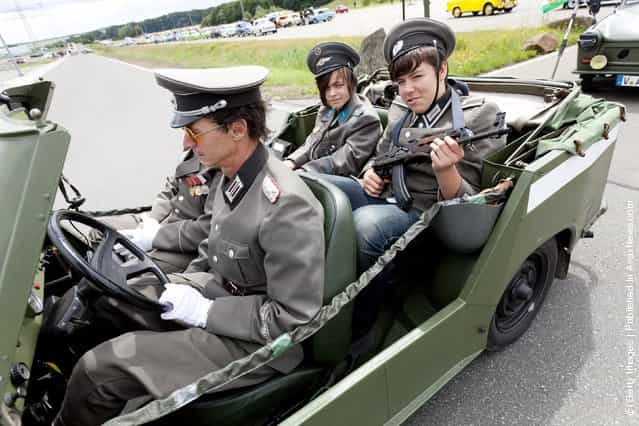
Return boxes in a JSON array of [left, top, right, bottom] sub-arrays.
[[53, 66, 325, 426]]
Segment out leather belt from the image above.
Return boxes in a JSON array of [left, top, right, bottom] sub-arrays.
[[222, 279, 245, 296]]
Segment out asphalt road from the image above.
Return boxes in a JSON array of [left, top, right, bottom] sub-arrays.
[[1, 19, 636, 426], [406, 48, 639, 426]]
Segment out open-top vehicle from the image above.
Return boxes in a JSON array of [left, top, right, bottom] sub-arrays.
[[0, 71, 624, 425]]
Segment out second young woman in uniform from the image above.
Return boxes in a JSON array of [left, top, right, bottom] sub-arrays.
[[284, 42, 382, 176]]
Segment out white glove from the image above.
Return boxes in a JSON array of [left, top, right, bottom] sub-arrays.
[[120, 214, 161, 252], [159, 283, 213, 328]]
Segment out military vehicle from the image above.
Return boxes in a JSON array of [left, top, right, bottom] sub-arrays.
[[574, 0, 639, 90], [0, 73, 624, 425]]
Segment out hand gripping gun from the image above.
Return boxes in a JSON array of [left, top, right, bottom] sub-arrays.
[[372, 112, 510, 210]]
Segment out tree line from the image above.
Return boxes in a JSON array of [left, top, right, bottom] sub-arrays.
[[69, 0, 330, 43]]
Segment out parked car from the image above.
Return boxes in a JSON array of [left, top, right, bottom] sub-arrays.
[[0, 66, 624, 424], [276, 12, 303, 27], [236, 21, 255, 37], [336, 4, 350, 13], [562, 0, 620, 8], [574, 0, 639, 90], [208, 26, 223, 39], [447, 0, 517, 16], [307, 8, 337, 23], [253, 18, 278, 35], [219, 24, 238, 38]]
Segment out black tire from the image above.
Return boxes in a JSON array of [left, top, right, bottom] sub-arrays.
[[504, 7, 512, 12], [487, 238, 558, 351], [483, 2, 494, 15], [453, 7, 462, 17], [580, 75, 594, 92], [473, 11, 479, 15]]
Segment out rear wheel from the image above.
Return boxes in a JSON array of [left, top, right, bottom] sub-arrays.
[[487, 238, 558, 351], [483, 3, 494, 15], [453, 7, 462, 17]]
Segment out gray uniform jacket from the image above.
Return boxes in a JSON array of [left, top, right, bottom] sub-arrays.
[[365, 95, 506, 212], [149, 150, 221, 254], [176, 143, 325, 373], [286, 93, 382, 176]]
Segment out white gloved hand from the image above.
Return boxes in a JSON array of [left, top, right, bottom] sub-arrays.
[[159, 283, 213, 328], [120, 214, 161, 252]]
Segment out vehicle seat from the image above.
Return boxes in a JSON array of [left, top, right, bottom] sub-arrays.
[[152, 174, 357, 426], [375, 107, 389, 129]]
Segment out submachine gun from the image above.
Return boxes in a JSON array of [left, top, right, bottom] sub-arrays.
[[372, 111, 510, 210]]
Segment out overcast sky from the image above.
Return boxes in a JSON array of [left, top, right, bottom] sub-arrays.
[[0, 0, 225, 44]]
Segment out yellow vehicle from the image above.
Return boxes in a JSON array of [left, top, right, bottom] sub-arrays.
[[446, 0, 517, 17]]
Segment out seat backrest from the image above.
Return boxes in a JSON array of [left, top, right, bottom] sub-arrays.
[[300, 173, 356, 365], [374, 107, 388, 129]]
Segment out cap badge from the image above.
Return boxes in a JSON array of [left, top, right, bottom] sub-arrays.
[[262, 175, 281, 204], [317, 56, 332, 67], [392, 39, 404, 58], [312, 46, 322, 56]]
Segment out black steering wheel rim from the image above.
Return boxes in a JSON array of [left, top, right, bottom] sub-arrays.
[[47, 210, 169, 311]]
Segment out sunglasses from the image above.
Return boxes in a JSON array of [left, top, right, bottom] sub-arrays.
[[183, 123, 223, 144]]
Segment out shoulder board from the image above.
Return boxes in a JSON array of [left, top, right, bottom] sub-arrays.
[[262, 175, 281, 204], [175, 155, 201, 178], [461, 96, 485, 110]]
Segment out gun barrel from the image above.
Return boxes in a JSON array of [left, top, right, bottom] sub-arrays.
[[459, 127, 510, 145]]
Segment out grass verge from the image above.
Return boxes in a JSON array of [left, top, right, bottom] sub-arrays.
[[95, 22, 587, 99]]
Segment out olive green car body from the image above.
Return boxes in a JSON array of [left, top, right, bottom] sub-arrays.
[[574, 0, 639, 88], [0, 77, 621, 425]]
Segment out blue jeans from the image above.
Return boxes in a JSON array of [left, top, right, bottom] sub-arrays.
[[312, 174, 422, 337], [313, 173, 421, 270]]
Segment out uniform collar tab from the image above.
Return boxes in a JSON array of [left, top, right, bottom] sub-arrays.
[[222, 143, 268, 209]]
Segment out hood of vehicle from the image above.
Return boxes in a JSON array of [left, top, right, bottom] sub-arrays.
[[596, 6, 639, 41]]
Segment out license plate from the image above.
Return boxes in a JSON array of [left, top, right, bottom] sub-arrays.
[[616, 75, 639, 87]]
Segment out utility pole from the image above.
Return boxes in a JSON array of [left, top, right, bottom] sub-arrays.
[[0, 32, 23, 76], [423, 0, 430, 17], [13, 0, 37, 51], [239, 0, 245, 20]]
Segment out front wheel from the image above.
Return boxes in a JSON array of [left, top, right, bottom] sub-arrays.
[[453, 7, 462, 17], [483, 2, 494, 15], [487, 238, 558, 351], [504, 7, 513, 12]]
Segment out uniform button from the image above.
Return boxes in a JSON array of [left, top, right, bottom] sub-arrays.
[[174, 208, 180, 214], [178, 195, 184, 201], [405, 131, 411, 138], [228, 249, 234, 258], [212, 255, 218, 263], [214, 224, 219, 231]]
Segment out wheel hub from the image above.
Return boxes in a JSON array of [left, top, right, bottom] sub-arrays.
[[496, 259, 542, 332]]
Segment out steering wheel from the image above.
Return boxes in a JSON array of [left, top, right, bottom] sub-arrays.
[[47, 210, 170, 311]]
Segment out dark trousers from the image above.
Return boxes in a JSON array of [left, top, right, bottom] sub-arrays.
[[311, 174, 422, 337], [53, 277, 277, 426]]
